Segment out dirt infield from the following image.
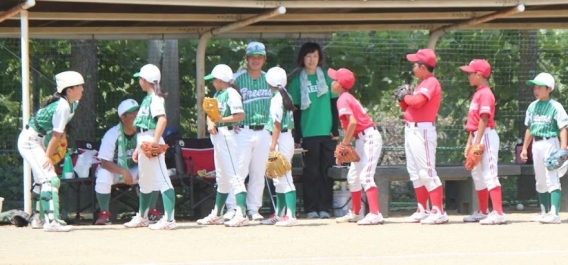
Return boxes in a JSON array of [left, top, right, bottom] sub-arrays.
[[1, 212, 568, 265]]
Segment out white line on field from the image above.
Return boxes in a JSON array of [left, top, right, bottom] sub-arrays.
[[129, 249, 568, 265]]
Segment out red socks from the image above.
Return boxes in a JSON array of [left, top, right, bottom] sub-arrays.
[[414, 186, 429, 212], [489, 186, 503, 214], [476, 189, 489, 214], [429, 186, 444, 213], [366, 187, 379, 214], [351, 190, 362, 215]]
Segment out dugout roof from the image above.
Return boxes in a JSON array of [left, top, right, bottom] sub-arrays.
[[1, 0, 568, 39]]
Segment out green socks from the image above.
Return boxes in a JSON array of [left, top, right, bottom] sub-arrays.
[[538, 192, 550, 214], [32, 192, 44, 221], [162, 189, 176, 222], [235, 192, 247, 216], [139, 192, 152, 218], [149, 191, 160, 210], [550, 190, 561, 215], [284, 191, 297, 218], [276, 193, 285, 216], [96, 192, 111, 212], [214, 192, 229, 216]]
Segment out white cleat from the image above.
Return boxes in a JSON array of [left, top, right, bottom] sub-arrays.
[[357, 213, 385, 225], [123, 213, 149, 228], [223, 209, 236, 221], [531, 212, 546, 222], [260, 215, 282, 225], [463, 211, 488, 222], [275, 217, 297, 227], [43, 221, 72, 232], [224, 214, 249, 227], [479, 211, 507, 225], [149, 218, 177, 230], [539, 213, 561, 224], [249, 212, 264, 221], [335, 210, 364, 223], [30, 217, 44, 229], [197, 211, 225, 225], [420, 211, 449, 225], [405, 211, 430, 223]]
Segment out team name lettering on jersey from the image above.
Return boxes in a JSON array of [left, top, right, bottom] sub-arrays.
[[531, 114, 553, 125], [240, 87, 272, 104]]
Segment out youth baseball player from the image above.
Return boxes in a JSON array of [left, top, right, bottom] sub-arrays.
[[224, 41, 272, 221], [329, 68, 384, 225], [460, 59, 506, 225], [259, 66, 298, 227], [94, 99, 161, 225], [124, 64, 176, 230], [399, 49, 447, 224], [521, 72, 568, 224], [18, 70, 84, 232], [196, 64, 249, 227]]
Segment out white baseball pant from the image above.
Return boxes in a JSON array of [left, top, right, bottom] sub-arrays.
[[470, 129, 501, 190], [225, 127, 271, 213], [272, 131, 296, 194], [347, 127, 382, 192], [404, 122, 442, 191], [532, 137, 567, 193], [18, 128, 57, 193], [136, 130, 173, 193], [210, 127, 246, 194], [94, 166, 139, 194]]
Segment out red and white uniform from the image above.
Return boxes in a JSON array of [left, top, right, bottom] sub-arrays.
[[467, 85, 500, 191], [337, 92, 382, 192], [402, 75, 442, 191]]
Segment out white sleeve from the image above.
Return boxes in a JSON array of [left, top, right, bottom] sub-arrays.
[[555, 102, 568, 128], [52, 100, 71, 133], [150, 95, 166, 118], [227, 88, 244, 114], [270, 95, 283, 123], [97, 126, 118, 162]]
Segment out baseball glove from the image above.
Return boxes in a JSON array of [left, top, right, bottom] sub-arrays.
[[140, 142, 169, 158], [51, 138, 68, 164], [334, 143, 360, 164], [464, 144, 485, 170], [202, 97, 221, 123], [394, 84, 412, 101], [265, 151, 291, 179], [10, 210, 31, 227], [545, 149, 568, 171]]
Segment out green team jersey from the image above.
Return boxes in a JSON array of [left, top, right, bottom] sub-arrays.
[[214, 87, 244, 127], [133, 93, 166, 129], [266, 90, 294, 133], [289, 69, 338, 138], [234, 70, 271, 126], [27, 98, 78, 145], [525, 99, 568, 137]]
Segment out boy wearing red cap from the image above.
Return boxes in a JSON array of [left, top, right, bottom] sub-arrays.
[[460, 59, 506, 225], [399, 49, 447, 224], [328, 68, 384, 225]]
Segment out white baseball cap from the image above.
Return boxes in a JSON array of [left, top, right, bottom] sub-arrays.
[[266, 66, 287, 87], [527, 72, 555, 90], [133, 64, 161, 83], [204, 64, 233, 82], [55, 71, 84, 93], [117, 98, 139, 116]]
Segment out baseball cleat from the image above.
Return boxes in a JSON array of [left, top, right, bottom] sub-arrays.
[[248, 212, 264, 221], [223, 209, 236, 221], [43, 221, 72, 232], [420, 211, 449, 225], [30, 215, 44, 229], [463, 211, 488, 222], [123, 213, 149, 228], [275, 217, 297, 227], [149, 218, 177, 230], [95, 211, 111, 225], [530, 212, 546, 222], [539, 213, 561, 224], [479, 211, 507, 225], [148, 208, 163, 224], [405, 211, 430, 223], [197, 211, 225, 225], [260, 215, 282, 225], [319, 211, 330, 219], [357, 213, 384, 225], [335, 210, 364, 223], [306, 211, 319, 219], [224, 214, 249, 227]]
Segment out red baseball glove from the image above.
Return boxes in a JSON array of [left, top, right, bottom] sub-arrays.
[[140, 142, 169, 158]]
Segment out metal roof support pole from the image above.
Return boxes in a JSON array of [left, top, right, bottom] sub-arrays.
[[427, 4, 525, 50], [0, 0, 35, 23], [195, 6, 286, 138]]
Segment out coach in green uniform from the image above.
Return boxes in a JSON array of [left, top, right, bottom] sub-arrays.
[[224, 41, 272, 221], [289, 42, 340, 219]]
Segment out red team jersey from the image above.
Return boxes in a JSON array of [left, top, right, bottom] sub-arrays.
[[337, 92, 375, 135], [404, 75, 441, 122], [465, 85, 496, 132]]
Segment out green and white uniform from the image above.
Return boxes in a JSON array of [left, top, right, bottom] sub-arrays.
[[225, 70, 272, 215], [17, 97, 78, 226], [132, 93, 175, 222], [525, 99, 568, 215]]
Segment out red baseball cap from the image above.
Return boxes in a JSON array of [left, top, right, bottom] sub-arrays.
[[327, 68, 355, 90], [406, 49, 437, 68], [460, 59, 491, 78]]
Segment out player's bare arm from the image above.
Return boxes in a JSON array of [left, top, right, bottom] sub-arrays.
[[206, 116, 218, 135], [560, 127, 567, 150], [44, 131, 63, 168], [153, 115, 167, 144], [474, 114, 489, 145], [464, 133, 473, 158], [270, 121, 281, 152], [520, 128, 533, 161], [218, 112, 244, 124], [341, 114, 358, 146]]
